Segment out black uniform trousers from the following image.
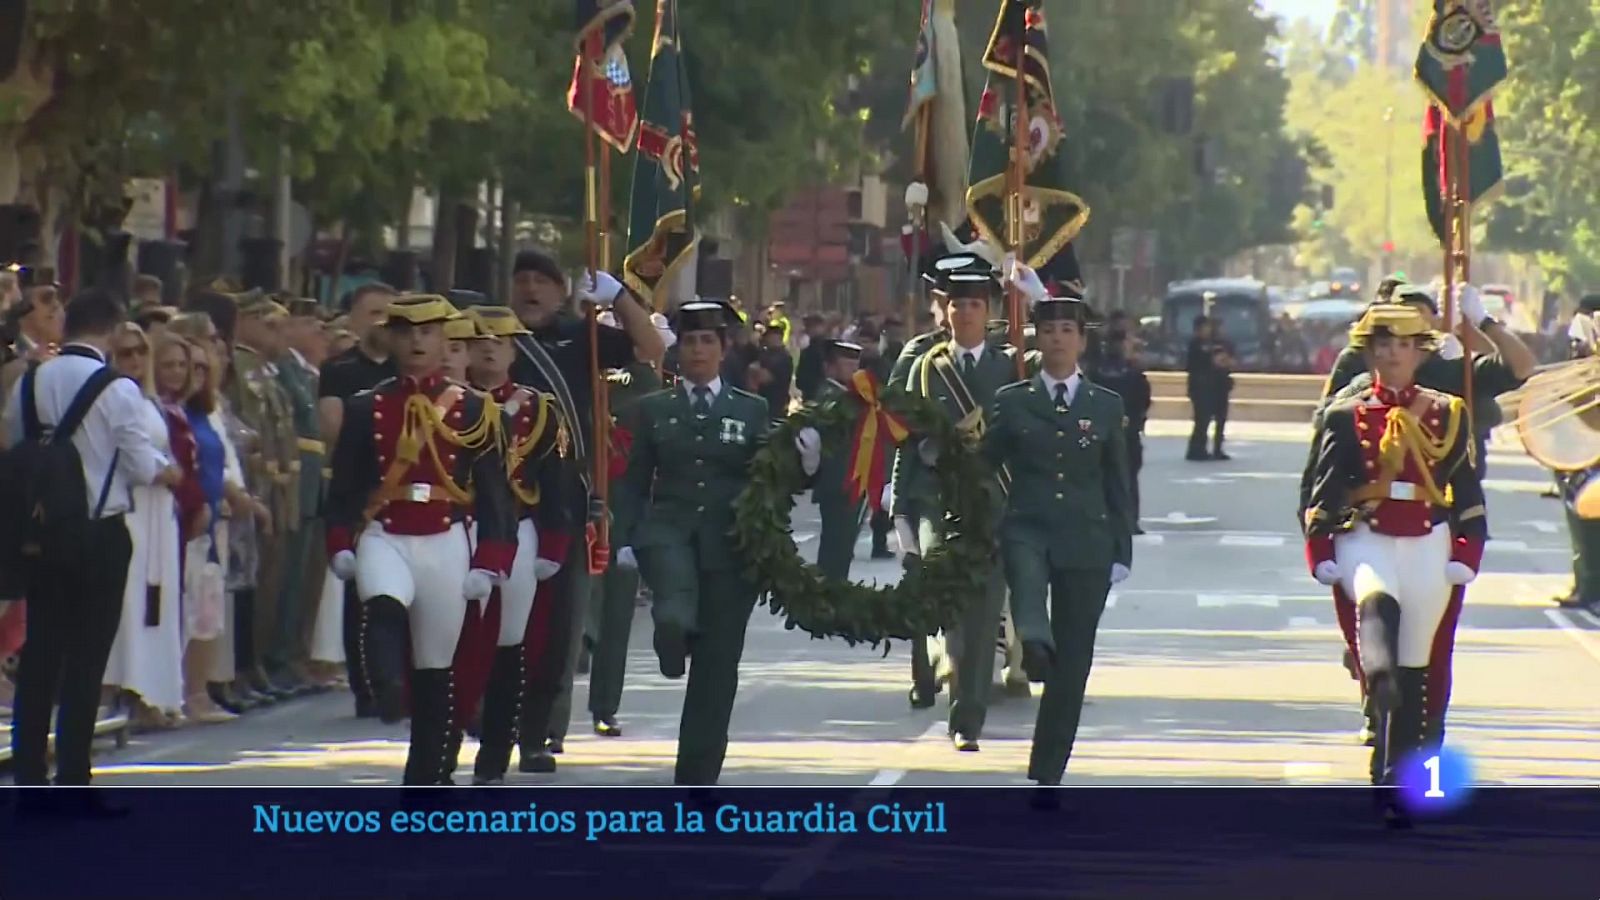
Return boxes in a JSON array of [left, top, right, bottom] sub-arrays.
[[1125, 427, 1144, 524], [1187, 390, 1229, 457], [12, 516, 133, 784]]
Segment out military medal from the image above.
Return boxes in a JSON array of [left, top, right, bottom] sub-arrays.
[[719, 417, 746, 444]]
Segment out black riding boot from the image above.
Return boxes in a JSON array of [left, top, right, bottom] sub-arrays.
[[402, 669, 454, 786], [363, 596, 410, 724], [473, 646, 525, 785]]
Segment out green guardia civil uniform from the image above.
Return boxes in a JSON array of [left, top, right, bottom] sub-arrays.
[[901, 329, 1035, 744], [268, 316, 325, 680], [230, 295, 302, 681], [811, 364, 868, 584], [982, 298, 1134, 785], [587, 359, 663, 728], [614, 301, 770, 785]]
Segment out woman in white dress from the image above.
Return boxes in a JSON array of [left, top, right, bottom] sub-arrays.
[[103, 325, 196, 728]]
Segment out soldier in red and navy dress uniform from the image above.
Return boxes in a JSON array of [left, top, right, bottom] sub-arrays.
[[461, 306, 569, 785], [1300, 304, 1487, 824], [325, 294, 517, 786]]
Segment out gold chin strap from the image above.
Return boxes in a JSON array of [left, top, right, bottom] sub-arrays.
[[1376, 396, 1463, 507]]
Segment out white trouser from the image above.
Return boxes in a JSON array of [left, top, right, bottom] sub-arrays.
[[310, 569, 345, 664], [497, 519, 540, 646], [1333, 522, 1451, 669], [355, 522, 471, 669]]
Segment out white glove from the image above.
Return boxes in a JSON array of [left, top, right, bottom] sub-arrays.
[[880, 482, 894, 512], [904, 181, 929, 210], [331, 550, 357, 582], [795, 427, 822, 477], [1109, 563, 1130, 585], [575, 270, 625, 308], [917, 438, 939, 467], [1455, 282, 1486, 325], [1444, 561, 1477, 586], [464, 568, 495, 602], [616, 546, 638, 570], [893, 517, 920, 557], [1002, 252, 1048, 307], [1312, 560, 1341, 586], [533, 559, 562, 581]]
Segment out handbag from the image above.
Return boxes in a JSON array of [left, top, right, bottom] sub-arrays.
[[184, 535, 226, 642]]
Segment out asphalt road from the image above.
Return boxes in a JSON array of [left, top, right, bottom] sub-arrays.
[[20, 421, 1600, 787]]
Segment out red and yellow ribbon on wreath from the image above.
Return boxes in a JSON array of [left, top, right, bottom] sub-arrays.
[[845, 369, 910, 512]]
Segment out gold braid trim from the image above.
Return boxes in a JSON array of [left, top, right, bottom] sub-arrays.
[[506, 390, 558, 509], [378, 386, 502, 512], [1375, 396, 1462, 508]]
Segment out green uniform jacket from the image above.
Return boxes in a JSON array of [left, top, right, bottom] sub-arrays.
[[983, 374, 1134, 570], [275, 352, 323, 522], [231, 344, 300, 532], [895, 341, 1035, 519], [615, 384, 770, 571], [607, 361, 663, 538]]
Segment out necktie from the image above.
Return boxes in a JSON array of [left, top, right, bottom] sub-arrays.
[[961, 352, 977, 379], [692, 385, 712, 417], [1054, 382, 1070, 413]]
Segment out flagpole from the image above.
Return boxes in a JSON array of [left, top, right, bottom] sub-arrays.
[[1006, 6, 1027, 380], [582, 29, 612, 573], [1454, 117, 1476, 430]]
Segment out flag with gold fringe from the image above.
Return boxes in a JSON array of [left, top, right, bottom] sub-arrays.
[[965, 0, 1087, 269], [1415, 0, 1505, 246], [622, 0, 700, 309], [567, 0, 639, 153]]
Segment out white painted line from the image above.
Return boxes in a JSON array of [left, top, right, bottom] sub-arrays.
[[1197, 593, 1279, 608], [1106, 592, 1118, 609], [1219, 534, 1286, 548], [868, 769, 906, 786], [1490, 539, 1530, 552], [1288, 616, 1320, 629], [1527, 521, 1560, 535], [1578, 609, 1600, 629], [1543, 609, 1600, 669], [1133, 533, 1166, 546]]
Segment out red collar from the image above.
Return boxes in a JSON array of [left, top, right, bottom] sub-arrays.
[[397, 372, 445, 395], [1372, 380, 1418, 406], [481, 380, 518, 402]]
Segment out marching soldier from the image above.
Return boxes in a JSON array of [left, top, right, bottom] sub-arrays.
[[325, 294, 517, 786], [1301, 304, 1487, 825], [811, 340, 867, 583], [460, 306, 568, 785], [895, 250, 1039, 751], [613, 300, 787, 785], [230, 292, 302, 701], [443, 312, 476, 381], [982, 295, 1134, 787], [587, 357, 663, 738]]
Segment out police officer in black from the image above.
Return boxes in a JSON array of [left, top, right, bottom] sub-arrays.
[[1185, 315, 1234, 461]]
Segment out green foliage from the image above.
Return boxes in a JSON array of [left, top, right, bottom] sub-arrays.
[[732, 389, 993, 646], [1481, 2, 1600, 295]]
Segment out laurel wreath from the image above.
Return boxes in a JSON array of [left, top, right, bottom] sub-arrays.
[[731, 390, 996, 647]]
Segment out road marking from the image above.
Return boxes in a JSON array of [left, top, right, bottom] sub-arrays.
[[1106, 592, 1118, 609], [1133, 533, 1166, 546], [1283, 762, 1332, 781], [793, 531, 817, 545], [1197, 593, 1279, 608], [1288, 616, 1320, 628], [1490, 539, 1530, 552], [1219, 534, 1286, 548], [1173, 477, 1225, 485], [1542, 609, 1600, 668], [1526, 521, 1560, 535], [1149, 511, 1218, 525], [868, 769, 906, 786], [1578, 609, 1600, 629]]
